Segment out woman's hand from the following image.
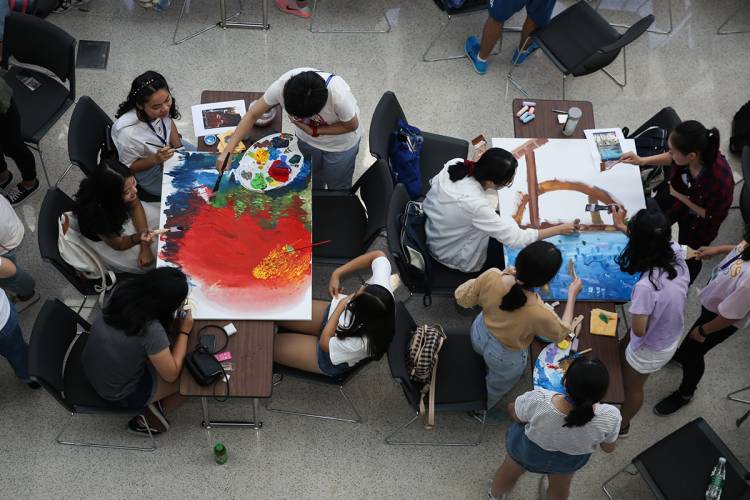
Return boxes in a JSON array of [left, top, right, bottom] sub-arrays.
[[696, 246, 720, 260], [215, 151, 229, 172], [290, 117, 314, 135], [669, 183, 687, 202], [153, 147, 175, 165], [611, 205, 628, 233], [177, 309, 194, 334], [567, 277, 583, 299], [138, 247, 155, 268], [328, 271, 343, 298], [558, 219, 581, 235], [619, 151, 644, 165], [688, 326, 706, 343]]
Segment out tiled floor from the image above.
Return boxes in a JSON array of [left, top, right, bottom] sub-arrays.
[[1, 0, 749, 498]]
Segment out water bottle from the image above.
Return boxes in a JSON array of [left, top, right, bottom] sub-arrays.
[[214, 442, 228, 465], [705, 457, 726, 500]]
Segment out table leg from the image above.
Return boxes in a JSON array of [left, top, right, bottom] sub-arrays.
[[220, 0, 270, 30], [201, 396, 212, 429], [199, 397, 263, 430]]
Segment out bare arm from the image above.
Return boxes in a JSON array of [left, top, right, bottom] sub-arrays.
[[292, 115, 359, 136], [600, 441, 617, 453], [506, 401, 526, 424], [148, 311, 192, 383], [560, 277, 583, 326], [101, 231, 149, 251], [217, 99, 273, 169], [169, 121, 182, 148], [537, 220, 580, 240], [328, 250, 386, 297], [620, 151, 672, 167], [631, 314, 649, 337], [319, 298, 348, 352], [129, 198, 155, 268]]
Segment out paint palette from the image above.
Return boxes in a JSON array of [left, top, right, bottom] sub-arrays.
[[237, 133, 305, 192]]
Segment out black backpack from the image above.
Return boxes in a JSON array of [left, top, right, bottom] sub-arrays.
[[623, 125, 670, 195], [399, 201, 434, 306], [730, 100, 750, 155]]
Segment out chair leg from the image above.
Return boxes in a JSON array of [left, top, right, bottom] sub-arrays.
[[594, 0, 673, 35], [265, 378, 363, 423], [423, 12, 509, 63], [29, 144, 51, 187], [602, 462, 638, 500], [505, 63, 530, 99], [55, 412, 157, 452], [717, 4, 750, 35], [55, 164, 75, 188], [309, 0, 392, 34], [385, 410, 486, 446], [727, 385, 750, 405], [172, 0, 242, 44], [600, 47, 628, 89], [76, 295, 88, 315]]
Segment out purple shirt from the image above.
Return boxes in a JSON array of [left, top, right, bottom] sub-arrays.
[[628, 242, 689, 351], [699, 241, 750, 328]]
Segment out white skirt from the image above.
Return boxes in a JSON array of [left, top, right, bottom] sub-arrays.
[[625, 336, 681, 374]]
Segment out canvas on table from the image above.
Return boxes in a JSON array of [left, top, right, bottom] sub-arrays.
[[156, 134, 312, 320]]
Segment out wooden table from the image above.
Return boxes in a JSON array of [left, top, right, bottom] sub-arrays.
[[180, 320, 275, 429], [530, 302, 625, 404], [197, 90, 282, 153], [512, 98, 595, 140]]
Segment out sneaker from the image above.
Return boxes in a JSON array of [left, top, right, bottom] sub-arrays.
[[53, 0, 73, 13], [538, 474, 549, 500], [6, 179, 40, 206], [487, 480, 504, 500], [147, 402, 171, 430], [127, 415, 163, 436], [618, 424, 630, 438], [27, 381, 41, 389], [654, 391, 692, 416], [14, 291, 40, 313], [465, 36, 487, 75], [0, 171, 13, 190], [512, 39, 540, 66]]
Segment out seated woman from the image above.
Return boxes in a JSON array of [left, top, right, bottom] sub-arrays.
[[81, 267, 192, 434], [620, 120, 734, 283], [112, 70, 185, 198], [455, 241, 582, 423], [423, 148, 578, 273], [612, 203, 689, 438], [72, 162, 159, 274], [274, 250, 395, 377], [488, 358, 621, 500]]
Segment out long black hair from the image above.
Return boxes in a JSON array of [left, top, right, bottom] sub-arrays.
[[115, 70, 180, 121], [103, 267, 189, 336], [448, 148, 517, 186], [500, 241, 562, 311], [616, 201, 678, 289], [742, 226, 750, 261], [282, 71, 328, 118], [73, 161, 133, 240], [670, 120, 720, 166], [335, 284, 395, 360], [563, 357, 609, 428]]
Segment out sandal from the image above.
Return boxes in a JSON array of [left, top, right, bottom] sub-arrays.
[[274, 0, 312, 18]]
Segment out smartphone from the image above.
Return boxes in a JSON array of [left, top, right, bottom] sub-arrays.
[[16, 70, 41, 92], [199, 335, 215, 352]]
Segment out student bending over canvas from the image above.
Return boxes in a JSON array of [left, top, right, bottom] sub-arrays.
[[274, 251, 395, 377], [423, 148, 578, 273], [72, 162, 159, 274]]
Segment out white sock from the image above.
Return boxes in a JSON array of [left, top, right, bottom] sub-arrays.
[[477, 55, 487, 63]]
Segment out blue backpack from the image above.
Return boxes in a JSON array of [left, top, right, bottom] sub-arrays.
[[389, 119, 424, 199]]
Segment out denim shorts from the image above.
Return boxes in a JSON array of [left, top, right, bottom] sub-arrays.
[[505, 422, 591, 474], [316, 304, 352, 378], [488, 0, 556, 26]]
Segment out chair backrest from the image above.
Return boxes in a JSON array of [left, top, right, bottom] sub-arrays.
[[369, 91, 407, 162], [387, 301, 421, 408], [38, 188, 98, 296], [68, 96, 113, 177], [630, 107, 682, 138], [28, 299, 91, 413], [602, 14, 654, 54], [577, 11, 653, 74], [356, 159, 394, 244], [386, 183, 425, 293], [2, 13, 76, 97]]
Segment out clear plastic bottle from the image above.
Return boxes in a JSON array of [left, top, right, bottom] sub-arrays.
[[705, 457, 726, 500]]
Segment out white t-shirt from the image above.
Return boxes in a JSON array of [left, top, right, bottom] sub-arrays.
[[0, 195, 24, 251], [327, 256, 393, 366], [262, 67, 362, 152], [699, 241, 750, 328], [514, 389, 621, 456], [0, 287, 10, 329]]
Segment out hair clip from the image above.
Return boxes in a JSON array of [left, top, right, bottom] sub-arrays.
[[130, 77, 160, 98]]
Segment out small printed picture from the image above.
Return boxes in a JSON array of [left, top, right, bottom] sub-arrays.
[[593, 131, 623, 161], [191, 99, 247, 137], [202, 107, 242, 129]]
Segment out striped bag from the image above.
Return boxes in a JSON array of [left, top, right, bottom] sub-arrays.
[[407, 324, 446, 429]]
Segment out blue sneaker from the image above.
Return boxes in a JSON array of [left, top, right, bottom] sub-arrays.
[[511, 39, 539, 66], [465, 36, 487, 75]]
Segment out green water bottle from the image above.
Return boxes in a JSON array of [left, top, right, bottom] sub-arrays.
[[214, 442, 228, 465]]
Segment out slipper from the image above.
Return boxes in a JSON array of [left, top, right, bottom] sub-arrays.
[[274, 0, 312, 18]]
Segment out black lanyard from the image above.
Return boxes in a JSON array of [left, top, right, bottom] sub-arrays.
[[147, 118, 167, 146]]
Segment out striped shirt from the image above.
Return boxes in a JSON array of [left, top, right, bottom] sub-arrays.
[[514, 389, 621, 455]]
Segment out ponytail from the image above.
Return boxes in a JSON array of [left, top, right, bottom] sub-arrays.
[[498, 241, 562, 312], [563, 401, 595, 428], [703, 127, 720, 166], [446, 148, 517, 185], [448, 160, 476, 181], [499, 283, 527, 311], [562, 357, 609, 428], [670, 120, 721, 166]]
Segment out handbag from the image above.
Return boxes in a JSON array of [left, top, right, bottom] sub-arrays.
[[185, 325, 229, 394]]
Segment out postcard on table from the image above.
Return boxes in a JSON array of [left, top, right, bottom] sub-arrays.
[[191, 100, 246, 137], [583, 128, 629, 165]]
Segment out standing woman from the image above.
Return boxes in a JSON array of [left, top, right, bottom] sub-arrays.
[[455, 241, 583, 422], [654, 229, 750, 416], [112, 71, 185, 198], [611, 204, 689, 436], [620, 121, 733, 283], [423, 148, 578, 273]]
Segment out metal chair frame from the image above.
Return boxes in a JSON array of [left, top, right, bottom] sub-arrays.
[[385, 405, 487, 447], [173, 0, 268, 45], [717, 2, 750, 35], [602, 462, 641, 500], [55, 412, 156, 452], [309, 0, 392, 33], [590, 0, 673, 35]]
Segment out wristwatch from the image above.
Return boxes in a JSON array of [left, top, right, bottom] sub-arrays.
[[698, 325, 708, 338]]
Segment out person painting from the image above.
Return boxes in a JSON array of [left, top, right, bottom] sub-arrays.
[[487, 358, 621, 500], [611, 203, 689, 437], [455, 241, 583, 423], [217, 68, 362, 190], [112, 71, 186, 198], [620, 120, 733, 283], [423, 148, 578, 273]]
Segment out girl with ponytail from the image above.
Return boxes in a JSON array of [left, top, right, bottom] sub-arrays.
[[455, 241, 583, 423], [620, 120, 734, 283], [111, 71, 186, 198], [487, 358, 621, 500], [423, 148, 579, 273]]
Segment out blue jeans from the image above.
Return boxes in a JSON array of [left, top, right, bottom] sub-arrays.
[[0, 302, 30, 381], [298, 138, 360, 190], [470, 312, 528, 409], [0, 248, 35, 299]]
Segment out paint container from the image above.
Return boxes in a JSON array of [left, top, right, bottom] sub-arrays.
[[562, 107, 582, 136], [516, 105, 529, 118], [203, 135, 217, 146]]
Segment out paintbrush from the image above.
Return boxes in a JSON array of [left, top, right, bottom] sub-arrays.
[[145, 141, 184, 150], [211, 153, 231, 196], [567, 257, 577, 280], [559, 348, 593, 363], [284, 240, 332, 253], [151, 225, 185, 235], [584, 203, 613, 213]]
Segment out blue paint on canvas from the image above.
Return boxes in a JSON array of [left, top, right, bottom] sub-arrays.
[[504, 232, 637, 302]]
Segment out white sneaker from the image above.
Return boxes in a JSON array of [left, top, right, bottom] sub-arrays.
[[389, 273, 402, 292]]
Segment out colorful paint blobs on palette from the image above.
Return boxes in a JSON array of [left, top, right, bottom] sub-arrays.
[[251, 173, 267, 191], [271, 136, 290, 148], [253, 148, 270, 165], [237, 133, 304, 193], [268, 160, 291, 183], [252, 244, 310, 281]]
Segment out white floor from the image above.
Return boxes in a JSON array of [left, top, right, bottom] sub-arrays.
[[1, 0, 749, 498]]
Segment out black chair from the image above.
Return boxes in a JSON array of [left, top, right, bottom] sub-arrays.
[[370, 92, 469, 197], [385, 301, 487, 446], [602, 417, 750, 499], [312, 159, 393, 264], [58, 96, 113, 185], [1, 13, 76, 186], [266, 360, 373, 423], [624, 106, 682, 195], [739, 146, 750, 223], [28, 299, 157, 451], [386, 183, 480, 306], [507, 1, 653, 99]]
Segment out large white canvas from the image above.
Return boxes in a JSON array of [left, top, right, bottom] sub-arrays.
[[491, 138, 645, 227]]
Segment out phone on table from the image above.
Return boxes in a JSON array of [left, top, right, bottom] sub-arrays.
[[199, 335, 215, 352], [16, 70, 41, 92]]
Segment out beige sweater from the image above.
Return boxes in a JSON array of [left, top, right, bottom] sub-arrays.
[[455, 268, 571, 351]]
